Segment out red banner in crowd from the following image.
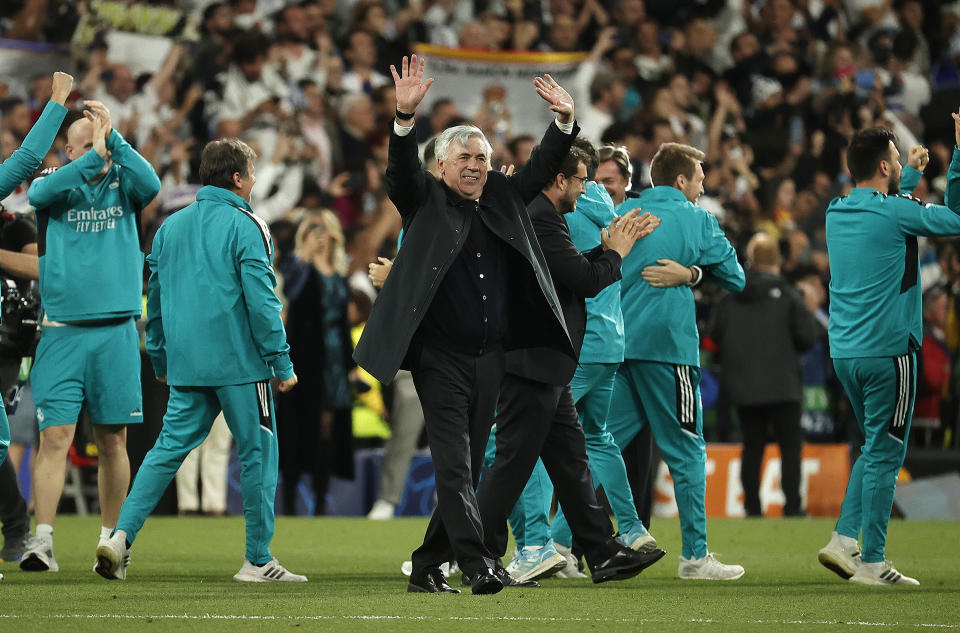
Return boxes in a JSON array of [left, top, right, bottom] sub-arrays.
[[653, 443, 851, 518]]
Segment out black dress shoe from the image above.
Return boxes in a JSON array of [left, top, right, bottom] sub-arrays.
[[469, 567, 504, 595], [493, 566, 539, 588], [591, 546, 666, 584], [407, 567, 461, 594]]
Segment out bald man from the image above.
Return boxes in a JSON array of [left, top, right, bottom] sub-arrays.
[[21, 101, 160, 573]]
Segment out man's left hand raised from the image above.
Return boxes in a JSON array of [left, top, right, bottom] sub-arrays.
[[533, 74, 574, 124]]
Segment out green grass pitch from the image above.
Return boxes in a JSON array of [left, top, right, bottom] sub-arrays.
[[1, 515, 957, 632]]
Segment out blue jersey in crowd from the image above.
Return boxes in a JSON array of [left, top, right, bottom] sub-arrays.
[[145, 185, 294, 387], [826, 158, 960, 359], [618, 186, 745, 366], [28, 130, 160, 322]]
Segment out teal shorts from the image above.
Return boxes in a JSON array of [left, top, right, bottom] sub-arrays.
[[33, 319, 143, 430]]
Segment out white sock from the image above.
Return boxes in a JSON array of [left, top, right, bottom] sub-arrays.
[[861, 560, 885, 573], [833, 531, 858, 548], [36, 524, 53, 539], [100, 526, 112, 540]]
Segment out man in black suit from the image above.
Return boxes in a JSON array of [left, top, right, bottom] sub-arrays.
[[354, 55, 583, 595], [476, 145, 668, 584]]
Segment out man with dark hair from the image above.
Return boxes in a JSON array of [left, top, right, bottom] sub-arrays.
[[817, 118, 960, 587], [94, 138, 304, 583], [478, 140, 668, 585], [23, 98, 160, 574], [605, 141, 747, 581]]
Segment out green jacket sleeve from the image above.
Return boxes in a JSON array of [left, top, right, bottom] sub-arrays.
[[900, 164, 922, 196], [27, 150, 107, 210], [237, 220, 294, 380], [144, 231, 166, 378], [699, 210, 745, 291], [107, 130, 161, 208], [897, 148, 960, 236], [0, 101, 67, 199]]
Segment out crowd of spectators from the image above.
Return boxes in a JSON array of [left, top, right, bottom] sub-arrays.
[[1, 0, 960, 456]]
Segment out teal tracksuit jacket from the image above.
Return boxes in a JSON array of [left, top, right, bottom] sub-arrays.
[[826, 161, 952, 359], [619, 187, 745, 365], [28, 129, 160, 321], [566, 181, 624, 364], [0, 100, 67, 464], [145, 186, 293, 386]]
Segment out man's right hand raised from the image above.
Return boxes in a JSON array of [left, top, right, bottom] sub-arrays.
[[390, 54, 434, 124], [50, 72, 73, 106]]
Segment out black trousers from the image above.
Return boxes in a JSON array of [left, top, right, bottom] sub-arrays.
[[738, 401, 803, 516], [0, 357, 28, 542], [477, 374, 618, 570], [409, 345, 504, 578], [622, 424, 654, 529]]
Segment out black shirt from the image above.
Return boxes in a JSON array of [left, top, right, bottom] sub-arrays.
[[416, 198, 508, 355]]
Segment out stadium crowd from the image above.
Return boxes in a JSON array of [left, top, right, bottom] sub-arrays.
[[0, 0, 958, 579]]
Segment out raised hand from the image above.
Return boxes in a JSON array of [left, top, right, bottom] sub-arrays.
[[50, 71, 74, 106], [907, 146, 929, 172], [390, 54, 435, 117], [533, 74, 574, 124], [83, 100, 113, 141], [89, 109, 110, 158], [499, 163, 515, 176], [954, 106, 960, 149]]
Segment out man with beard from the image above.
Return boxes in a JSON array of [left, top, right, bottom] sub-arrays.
[[476, 145, 667, 586], [817, 122, 960, 587]]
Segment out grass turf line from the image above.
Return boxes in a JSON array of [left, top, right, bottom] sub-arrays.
[[1, 515, 957, 632]]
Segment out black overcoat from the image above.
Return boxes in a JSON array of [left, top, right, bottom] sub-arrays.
[[505, 193, 622, 386], [354, 121, 578, 384]]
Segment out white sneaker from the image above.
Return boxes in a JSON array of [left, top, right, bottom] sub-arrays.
[[95, 531, 129, 580], [366, 500, 395, 520], [505, 542, 567, 582], [401, 560, 457, 577], [818, 531, 861, 580], [618, 527, 659, 553], [678, 552, 745, 580], [19, 535, 58, 572], [850, 561, 919, 586], [554, 543, 587, 579], [233, 557, 307, 582]]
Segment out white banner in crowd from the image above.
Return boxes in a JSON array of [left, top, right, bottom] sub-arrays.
[[412, 44, 589, 141]]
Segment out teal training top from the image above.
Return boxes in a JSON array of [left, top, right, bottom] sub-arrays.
[[826, 157, 960, 359], [145, 185, 294, 387], [0, 100, 65, 462], [0, 101, 66, 201], [29, 130, 160, 322], [619, 186, 745, 366], [566, 181, 624, 364]]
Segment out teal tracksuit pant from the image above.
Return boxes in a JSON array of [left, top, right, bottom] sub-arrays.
[[116, 381, 279, 565], [606, 359, 707, 559], [832, 352, 916, 563]]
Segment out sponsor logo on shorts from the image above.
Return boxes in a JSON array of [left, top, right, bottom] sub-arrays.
[[130, 408, 142, 417], [36, 408, 44, 423]]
